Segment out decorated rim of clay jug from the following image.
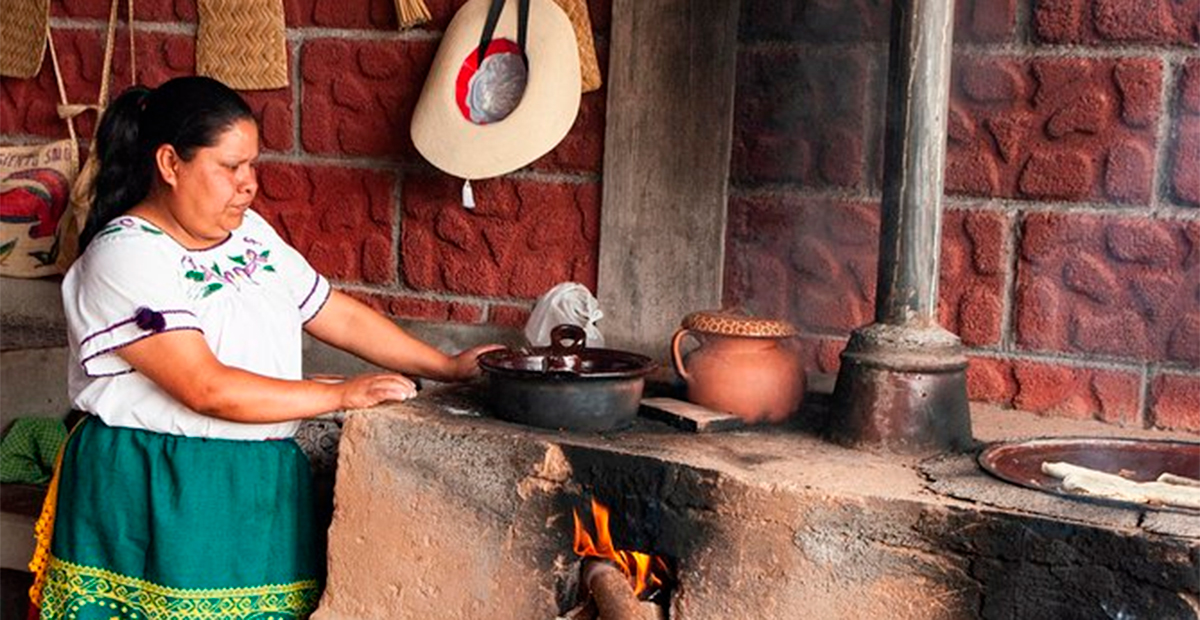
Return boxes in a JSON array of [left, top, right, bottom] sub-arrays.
[[681, 310, 798, 338]]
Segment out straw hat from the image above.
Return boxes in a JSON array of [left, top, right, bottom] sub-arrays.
[[411, 0, 581, 180]]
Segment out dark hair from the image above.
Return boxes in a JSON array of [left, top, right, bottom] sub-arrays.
[[80, 76, 255, 251]]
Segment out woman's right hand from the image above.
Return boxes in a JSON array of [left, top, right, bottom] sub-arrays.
[[337, 373, 419, 409]]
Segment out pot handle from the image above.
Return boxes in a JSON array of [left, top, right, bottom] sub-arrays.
[[549, 324, 587, 353], [670, 328, 693, 382]]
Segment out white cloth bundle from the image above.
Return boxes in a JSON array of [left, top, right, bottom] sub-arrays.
[[525, 282, 604, 347]]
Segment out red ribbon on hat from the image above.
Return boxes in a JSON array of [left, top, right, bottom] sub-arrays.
[[455, 38, 524, 124]]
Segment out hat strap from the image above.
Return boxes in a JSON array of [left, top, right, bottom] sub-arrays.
[[477, 0, 530, 67]]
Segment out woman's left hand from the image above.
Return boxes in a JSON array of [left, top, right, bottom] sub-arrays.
[[443, 344, 506, 382]]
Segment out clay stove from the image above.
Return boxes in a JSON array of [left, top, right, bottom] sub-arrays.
[[309, 387, 1199, 620], [308, 0, 1199, 616]]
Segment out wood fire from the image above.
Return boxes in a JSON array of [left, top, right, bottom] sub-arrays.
[[573, 498, 667, 598]]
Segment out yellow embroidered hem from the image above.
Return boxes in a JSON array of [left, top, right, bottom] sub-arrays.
[[38, 556, 321, 620], [27, 438, 64, 607]]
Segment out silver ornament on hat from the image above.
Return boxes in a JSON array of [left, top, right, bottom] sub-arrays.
[[467, 53, 528, 125]]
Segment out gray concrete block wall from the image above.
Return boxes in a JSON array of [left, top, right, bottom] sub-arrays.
[[1, 347, 71, 428]]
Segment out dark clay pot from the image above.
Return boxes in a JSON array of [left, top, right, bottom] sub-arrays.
[[478, 325, 655, 432]]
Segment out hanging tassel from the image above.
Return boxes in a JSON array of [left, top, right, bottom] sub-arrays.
[[394, 0, 431, 29], [461, 179, 475, 209]]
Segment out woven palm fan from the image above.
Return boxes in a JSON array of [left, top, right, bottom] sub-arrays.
[[0, 0, 50, 78], [197, 0, 288, 90], [552, 0, 601, 92]]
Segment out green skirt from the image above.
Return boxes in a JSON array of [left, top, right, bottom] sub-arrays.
[[37, 417, 322, 620]]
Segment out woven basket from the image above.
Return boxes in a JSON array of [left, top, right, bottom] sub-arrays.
[[552, 0, 601, 93], [0, 0, 50, 78], [197, 0, 288, 90]]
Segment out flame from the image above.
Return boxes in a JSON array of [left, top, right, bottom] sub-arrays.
[[572, 499, 667, 598]]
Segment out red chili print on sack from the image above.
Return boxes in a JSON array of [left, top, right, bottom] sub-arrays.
[[0, 168, 71, 238]]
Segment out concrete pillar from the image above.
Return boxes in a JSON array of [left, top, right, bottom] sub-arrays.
[[829, 0, 973, 453]]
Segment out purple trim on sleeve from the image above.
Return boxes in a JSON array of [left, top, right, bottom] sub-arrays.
[[298, 273, 321, 310], [80, 326, 205, 373], [301, 285, 332, 325], [134, 307, 167, 332], [84, 367, 137, 379], [80, 309, 197, 348]]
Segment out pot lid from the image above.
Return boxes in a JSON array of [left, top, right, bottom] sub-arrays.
[[681, 310, 798, 338], [478, 324, 654, 379]]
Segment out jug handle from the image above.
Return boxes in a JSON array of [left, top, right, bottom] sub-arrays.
[[670, 328, 693, 382]]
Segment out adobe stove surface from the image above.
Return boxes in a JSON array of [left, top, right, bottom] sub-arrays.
[[311, 385, 1199, 620]]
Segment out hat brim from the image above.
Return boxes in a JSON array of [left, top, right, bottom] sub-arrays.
[[412, 0, 582, 180]]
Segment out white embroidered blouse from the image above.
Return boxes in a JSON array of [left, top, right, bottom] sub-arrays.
[[62, 209, 332, 440]]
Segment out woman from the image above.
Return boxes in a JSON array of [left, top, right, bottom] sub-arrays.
[[29, 76, 500, 619]]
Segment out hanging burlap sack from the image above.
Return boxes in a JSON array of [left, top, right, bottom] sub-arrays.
[[0, 28, 79, 278], [196, 0, 288, 90], [0, 0, 50, 78], [54, 141, 99, 271], [552, 0, 601, 92]]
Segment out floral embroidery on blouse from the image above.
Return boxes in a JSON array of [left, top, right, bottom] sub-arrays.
[[95, 218, 165, 240], [182, 242, 276, 299]]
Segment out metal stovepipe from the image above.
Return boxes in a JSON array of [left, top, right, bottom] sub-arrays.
[[828, 0, 973, 452]]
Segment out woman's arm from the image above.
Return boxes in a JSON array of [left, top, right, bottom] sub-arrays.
[[304, 290, 503, 382], [116, 329, 417, 423]]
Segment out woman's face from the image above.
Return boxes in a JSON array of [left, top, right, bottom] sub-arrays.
[[165, 118, 260, 246]]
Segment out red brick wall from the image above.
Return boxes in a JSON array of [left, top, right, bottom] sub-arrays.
[[0, 0, 611, 330], [5, 1, 1196, 433], [728, 0, 1200, 432]]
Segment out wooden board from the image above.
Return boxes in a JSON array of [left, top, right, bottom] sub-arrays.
[[640, 397, 744, 433], [596, 0, 742, 359]]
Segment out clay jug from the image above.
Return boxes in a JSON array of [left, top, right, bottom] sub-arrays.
[[670, 310, 805, 424]]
